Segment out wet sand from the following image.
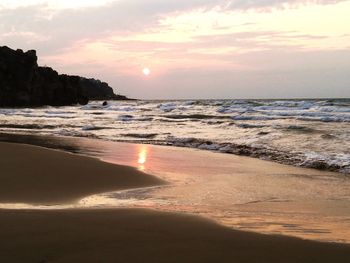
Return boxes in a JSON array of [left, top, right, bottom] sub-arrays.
[[0, 141, 350, 262], [0, 208, 350, 263], [0, 142, 164, 204]]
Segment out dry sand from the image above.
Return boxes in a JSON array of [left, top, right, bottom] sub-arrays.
[[0, 142, 349, 262]]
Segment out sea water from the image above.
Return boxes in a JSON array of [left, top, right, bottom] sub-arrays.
[[1, 99, 349, 173]]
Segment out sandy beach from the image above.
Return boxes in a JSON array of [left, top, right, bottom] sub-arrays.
[[1, 208, 350, 263], [0, 141, 350, 262], [0, 142, 165, 204], [1, 0, 349, 260]]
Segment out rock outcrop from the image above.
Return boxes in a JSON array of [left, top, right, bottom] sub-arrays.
[[79, 77, 128, 100], [0, 46, 128, 107]]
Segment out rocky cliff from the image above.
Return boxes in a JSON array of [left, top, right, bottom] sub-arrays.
[[0, 46, 128, 107], [79, 77, 128, 100]]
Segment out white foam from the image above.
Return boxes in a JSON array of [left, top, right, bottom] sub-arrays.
[[301, 152, 350, 170], [107, 106, 136, 112], [80, 104, 103, 110], [158, 103, 177, 112], [198, 143, 221, 151], [1, 99, 349, 174]]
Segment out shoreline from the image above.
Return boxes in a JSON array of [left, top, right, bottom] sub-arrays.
[[0, 140, 350, 261], [0, 98, 349, 175], [1, 132, 349, 176], [1, 134, 350, 244]]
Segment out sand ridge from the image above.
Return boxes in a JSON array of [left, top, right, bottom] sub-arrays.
[[0, 142, 165, 204]]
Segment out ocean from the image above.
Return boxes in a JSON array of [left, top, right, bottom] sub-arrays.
[[1, 98, 349, 174]]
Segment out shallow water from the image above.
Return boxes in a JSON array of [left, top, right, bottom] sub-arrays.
[[80, 139, 350, 243], [0, 99, 349, 173], [2, 136, 349, 243]]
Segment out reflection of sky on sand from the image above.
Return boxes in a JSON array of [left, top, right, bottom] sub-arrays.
[[1, 137, 350, 243], [79, 186, 168, 208], [65, 138, 350, 243], [77, 187, 350, 244]]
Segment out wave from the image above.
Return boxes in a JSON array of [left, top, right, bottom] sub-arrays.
[[163, 114, 231, 120], [44, 110, 76, 115], [0, 99, 349, 174], [82, 125, 107, 131], [301, 152, 350, 173], [0, 123, 57, 129], [158, 103, 177, 112], [165, 136, 350, 174], [118, 115, 134, 121], [0, 111, 76, 119], [88, 112, 105, 115], [232, 115, 280, 121], [236, 123, 267, 129], [284, 125, 316, 133], [296, 116, 350, 122], [123, 133, 158, 139], [117, 115, 153, 122]]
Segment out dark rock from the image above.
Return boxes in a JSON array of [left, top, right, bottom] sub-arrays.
[[0, 46, 38, 106], [0, 46, 130, 107], [80, 78, 115, 100], [78, 95, 89, 106], [0, 46, 86, 107], [79, 77, 133, 101], [102, 101, 108, 106]]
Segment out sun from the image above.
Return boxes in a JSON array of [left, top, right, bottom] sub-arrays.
[[142, 67, 151, 76]]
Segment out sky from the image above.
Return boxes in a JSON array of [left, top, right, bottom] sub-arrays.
[[0, 0, 349, 99]]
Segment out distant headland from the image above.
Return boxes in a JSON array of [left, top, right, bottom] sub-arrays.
[[0, 46, 131, 107]]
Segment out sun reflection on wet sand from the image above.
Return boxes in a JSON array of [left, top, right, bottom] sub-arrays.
[[3, 136, 350, 243], [137, 145, 148, 171]]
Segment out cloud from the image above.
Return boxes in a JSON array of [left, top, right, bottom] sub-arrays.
[[0, 0, 349, 98], [108, 48, 350, 99], [0, 0, 347, 53]]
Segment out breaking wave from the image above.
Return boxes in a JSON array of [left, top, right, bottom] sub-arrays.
[[0, 98, 349, 174]]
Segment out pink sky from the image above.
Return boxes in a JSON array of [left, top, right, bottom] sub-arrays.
[[1, 0, 350, 99]]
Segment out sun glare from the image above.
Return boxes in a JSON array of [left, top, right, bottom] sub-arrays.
[[143, 68, 151, 76], [137, 146, 148, 171]]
